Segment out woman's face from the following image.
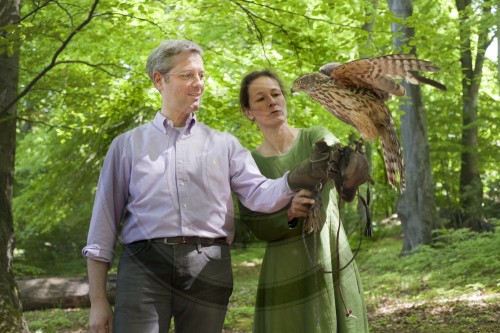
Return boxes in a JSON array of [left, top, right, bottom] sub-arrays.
[[245, 76, 287, 127]]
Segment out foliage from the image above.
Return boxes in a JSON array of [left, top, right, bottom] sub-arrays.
[[358, 220, 500, 303], [5, 0, 500, 297]]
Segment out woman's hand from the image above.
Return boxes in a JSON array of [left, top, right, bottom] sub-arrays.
[[287, 189, 315, 220]]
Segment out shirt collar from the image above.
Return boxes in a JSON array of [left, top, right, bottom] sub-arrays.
[[153, 111, 197, 135]]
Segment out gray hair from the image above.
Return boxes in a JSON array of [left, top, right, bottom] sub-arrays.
[[146, 40, 203, 80]]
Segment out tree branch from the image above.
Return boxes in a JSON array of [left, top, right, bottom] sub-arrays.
[[0, 0, 100, 115], [230, 1, 269, 64], [94, 12, 172, 35], [54, 60, 128, 77], [472, 0, 494, 81], [14, 115, 80, 131], [229, 0, 302, 67], [17, 0, 54, 23], [235, 0, 361, 30]]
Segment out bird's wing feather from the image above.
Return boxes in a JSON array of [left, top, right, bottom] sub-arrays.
[[327, 54, 445, 99], [327, 57, 396, 100]]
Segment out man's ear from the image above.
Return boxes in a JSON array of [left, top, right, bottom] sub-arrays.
[[152, 71, 164, 92]]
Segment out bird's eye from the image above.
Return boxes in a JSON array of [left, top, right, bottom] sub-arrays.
[[297, 80, 301, 85]]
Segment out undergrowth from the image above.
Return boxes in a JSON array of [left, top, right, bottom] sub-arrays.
[[21, 220, 500, 332]]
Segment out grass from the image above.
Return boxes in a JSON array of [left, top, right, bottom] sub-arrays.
[[21, 220, 500, 332], [356, 220, 500, 333], [22, 308, 89, 333]]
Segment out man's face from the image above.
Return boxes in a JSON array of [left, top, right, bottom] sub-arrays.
[[161, 52, 205, 119]]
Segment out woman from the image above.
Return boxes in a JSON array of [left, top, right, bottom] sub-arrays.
[[238, 70, 369, 332]]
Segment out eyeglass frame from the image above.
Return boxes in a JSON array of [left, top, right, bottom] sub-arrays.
[[160, 70, 209, 83]]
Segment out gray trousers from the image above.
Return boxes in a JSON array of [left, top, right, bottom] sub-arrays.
[[113, 240, 233, 333]]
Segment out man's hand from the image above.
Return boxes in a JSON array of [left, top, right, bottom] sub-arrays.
[[89, 299, 113, 333], [287, 189, 315, 220], [87, 259, 113, 333]]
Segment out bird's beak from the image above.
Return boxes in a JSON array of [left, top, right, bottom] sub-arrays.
[[290, 88, 295, 94]]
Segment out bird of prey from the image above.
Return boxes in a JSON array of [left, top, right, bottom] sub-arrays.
[[291, 54, 446, 192]]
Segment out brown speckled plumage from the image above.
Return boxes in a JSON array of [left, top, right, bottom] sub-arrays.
[[292, 54, 446, 192]]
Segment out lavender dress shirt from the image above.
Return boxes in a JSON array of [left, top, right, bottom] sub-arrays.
[[82, 112, 294, 264]]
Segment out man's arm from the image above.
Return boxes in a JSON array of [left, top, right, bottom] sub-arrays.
[[87, 258, 113, 333]]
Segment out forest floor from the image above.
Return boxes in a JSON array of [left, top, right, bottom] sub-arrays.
[[27, 291, 500, 333], [23, 222, 500, 332], [366, 292, 499, 333]]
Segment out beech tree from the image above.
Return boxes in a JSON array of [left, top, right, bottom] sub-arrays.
[[455, 0, 494, 231], [0, 0, 29, 330], [1, 0, 99, 327], [387, 0, 436, 253]]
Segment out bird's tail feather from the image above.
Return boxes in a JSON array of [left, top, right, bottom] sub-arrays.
[[378, 122, 405, 192], [411, 73, 447, 91]]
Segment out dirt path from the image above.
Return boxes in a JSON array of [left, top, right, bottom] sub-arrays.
[[368, 293, 500, 333]]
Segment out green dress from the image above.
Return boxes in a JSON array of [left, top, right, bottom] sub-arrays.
[[239, 126, 369, 333]]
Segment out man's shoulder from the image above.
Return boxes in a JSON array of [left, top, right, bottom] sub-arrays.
[[110, 122, 152, 145], [195, 122, 236, 140]]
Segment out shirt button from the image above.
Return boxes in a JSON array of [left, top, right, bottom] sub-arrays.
[[179, 160, 183, 164], [182, 203, 187, 208], [179, 182, 184, 186]]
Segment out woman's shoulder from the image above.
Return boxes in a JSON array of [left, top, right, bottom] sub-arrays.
[[300, 126, 338, 145], [301, 125, 329, 135]]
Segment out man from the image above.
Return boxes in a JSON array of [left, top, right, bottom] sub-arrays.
[[82, 40, 330, 333]]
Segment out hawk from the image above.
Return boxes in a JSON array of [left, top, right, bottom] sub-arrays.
[[291, 54, 446, 192]]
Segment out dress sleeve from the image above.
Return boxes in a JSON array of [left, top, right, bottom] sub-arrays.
[[237, 201, 305, 242]]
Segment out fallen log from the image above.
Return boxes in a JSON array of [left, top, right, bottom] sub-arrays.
[[17, 274, 116, 311]]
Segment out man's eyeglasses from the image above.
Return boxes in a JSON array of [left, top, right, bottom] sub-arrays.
[[164, 71, 208, 83]]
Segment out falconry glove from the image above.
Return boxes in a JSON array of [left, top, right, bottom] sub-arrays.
[[328, 144, 374, 202], [287, 140, 334, 192]]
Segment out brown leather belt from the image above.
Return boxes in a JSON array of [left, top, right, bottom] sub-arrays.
[[151, 236, 227, 245]]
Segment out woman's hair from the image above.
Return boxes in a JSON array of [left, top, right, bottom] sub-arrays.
[[239, 69, 287, 113], [146, 40, 203, 80]]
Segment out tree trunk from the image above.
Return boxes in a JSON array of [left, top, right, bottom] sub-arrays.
[[0, 0, 29, 331], [359, 0, 378, 172], [455, 0, 492, 232], [17, 275, 116, 311], [388, 0, 435, 253], [497, 8, 500, 89]]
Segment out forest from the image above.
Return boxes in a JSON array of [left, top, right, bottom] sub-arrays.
[[0, 0, 499, 331]]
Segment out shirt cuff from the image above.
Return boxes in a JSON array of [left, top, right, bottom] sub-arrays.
[[82, 244, 114, 266], [283, 171, 295, 196]]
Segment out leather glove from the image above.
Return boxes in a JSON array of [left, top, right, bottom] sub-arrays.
[[287, 140, 333, 192], [328, 144, 374, 202]]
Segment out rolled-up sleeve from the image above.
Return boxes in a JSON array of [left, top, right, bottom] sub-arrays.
[[82, 135, 130, 266], [227, 135, 294, 212]]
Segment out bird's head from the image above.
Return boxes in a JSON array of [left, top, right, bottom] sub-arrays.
[[291, 73, 330, 94]]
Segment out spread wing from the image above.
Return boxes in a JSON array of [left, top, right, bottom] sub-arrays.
[[320, 54, 446, 101]]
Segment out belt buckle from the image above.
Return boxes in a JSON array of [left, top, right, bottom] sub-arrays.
[[164, 237, 180, 245]]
